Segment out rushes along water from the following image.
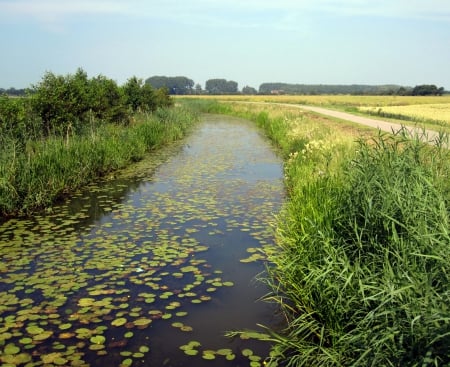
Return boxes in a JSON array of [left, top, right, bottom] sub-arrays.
[[0, 115, 285, 367]]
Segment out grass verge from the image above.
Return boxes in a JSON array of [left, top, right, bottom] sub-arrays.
[[0, 106, 197, 216]]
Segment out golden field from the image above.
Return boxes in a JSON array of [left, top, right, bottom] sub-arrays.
[[359, 103, 450, 125], [179, 94, 450, 107], [179, 95, 450, 130]]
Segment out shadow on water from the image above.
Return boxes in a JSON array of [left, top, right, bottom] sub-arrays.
[[0, 114, 285, 367]]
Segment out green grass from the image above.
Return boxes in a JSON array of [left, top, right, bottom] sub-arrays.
[[266, 129, 450, 366], [0, 107, 197, 216]]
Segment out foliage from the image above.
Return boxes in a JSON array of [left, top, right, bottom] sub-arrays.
[[412, 84, 445, 96], [145, 76, 194, 95], [30, 68, 93, 135], [0, 95, 41, 142], [1, 69, 174, 140], [122, 76, 160, 113], [0, 87, 27, 96], [258, 83, 409, 95], [242, 85, 258, 95], [205, 79, 238, 94], [266, 129, 450, 366]]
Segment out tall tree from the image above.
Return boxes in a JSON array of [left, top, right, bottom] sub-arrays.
[[205, 79, 238, 94]]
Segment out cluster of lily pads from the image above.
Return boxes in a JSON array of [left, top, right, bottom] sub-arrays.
[[0, 119, 284, 366]]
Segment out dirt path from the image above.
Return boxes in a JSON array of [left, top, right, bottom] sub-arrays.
[[235, 101, 446, 147], [292, 104, 445, 146]]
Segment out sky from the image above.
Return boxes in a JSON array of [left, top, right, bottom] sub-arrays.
[[1, 0, 450, 90]]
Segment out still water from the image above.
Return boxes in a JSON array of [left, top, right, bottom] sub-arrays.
[[0, 115, 285, 366]]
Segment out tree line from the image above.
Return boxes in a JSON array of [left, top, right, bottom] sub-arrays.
[[258, 83, 447, 96], [0, 68, 172, 141], [3, 74, 447, 97], [144, 77, 447, 96]]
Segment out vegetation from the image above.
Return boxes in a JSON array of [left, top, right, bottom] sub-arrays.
[[0, 69, 195, 216], [181, 98, 450, 366], [360, 103, 450, 127], [258, 83, 446, 96], [205, 78, 239, 94], [145, 76, 195, 95]]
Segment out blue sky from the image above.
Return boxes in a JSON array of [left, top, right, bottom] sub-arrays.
[[1, 0, 449, 90]]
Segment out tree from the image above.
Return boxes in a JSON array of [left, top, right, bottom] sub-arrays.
[[145, 76, 194, 95], [411, 84, 444, 96], [89, 75, 128, 123], [205, 79, 238, 94], [194, 83, 203, 94], [242, 86, 257, 95], [30, 68, 91, 135]]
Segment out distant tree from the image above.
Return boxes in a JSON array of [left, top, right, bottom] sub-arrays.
[[411, 84, 444, 96], [145, 76, 194, 95], [194, 83, 203, 94], [242, 86, 257, 95], [0, 87, 27, 96], [258, 83, 415, 95], [205, 79, 238, 94]]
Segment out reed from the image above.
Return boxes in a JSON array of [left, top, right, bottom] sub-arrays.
[[266, 128, 450, 366]]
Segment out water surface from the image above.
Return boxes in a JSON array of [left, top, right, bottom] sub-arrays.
[[0, 114, 284, 366]]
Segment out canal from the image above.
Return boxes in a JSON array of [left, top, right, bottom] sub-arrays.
[[0, 114, 285, 366]]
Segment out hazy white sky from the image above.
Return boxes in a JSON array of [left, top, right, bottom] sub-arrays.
[[1, 0, 449, 89]]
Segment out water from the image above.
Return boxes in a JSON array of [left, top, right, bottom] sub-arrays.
[[0, 115, 285, 366]]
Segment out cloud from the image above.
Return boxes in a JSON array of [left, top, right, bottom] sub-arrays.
[[0, 0, 128, 25], [1, 0, 448, 31]]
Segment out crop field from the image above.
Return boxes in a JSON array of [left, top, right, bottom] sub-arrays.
[[180, 94, 450, 108], [180, 94, 450, 132], [359, 103, 450, 126]]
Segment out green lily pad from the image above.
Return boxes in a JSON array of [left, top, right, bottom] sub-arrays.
[[26, 325, 44, 335], [90, 335, 106, 344], [139, 346, 150, 353], [121, 358, 133, 366], [134, 318, 151, 327], [112, 317, 127, 327], [4, 343, 20, 355], [33, 331, 53, 341]]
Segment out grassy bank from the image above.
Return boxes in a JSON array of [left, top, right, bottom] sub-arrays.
[[0, 107, 197, 216], [182, 99, 450, 366]]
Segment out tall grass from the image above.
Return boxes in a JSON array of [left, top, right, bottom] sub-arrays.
[[266, 129, 450, 366], [0, 107, 197, 216]]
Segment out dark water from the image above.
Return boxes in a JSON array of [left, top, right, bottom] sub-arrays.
[[0, 115, 285, 366]]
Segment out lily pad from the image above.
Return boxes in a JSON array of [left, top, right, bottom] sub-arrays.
[[111, 317, 127, 327]]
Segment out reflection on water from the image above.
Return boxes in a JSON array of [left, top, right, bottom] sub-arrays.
[[0, 114, 285, 367]]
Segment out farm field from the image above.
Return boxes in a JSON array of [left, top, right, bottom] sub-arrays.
[[179, 95, 450, 132], [359, 103, 450, 126], [179, 94, 450, 107]]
